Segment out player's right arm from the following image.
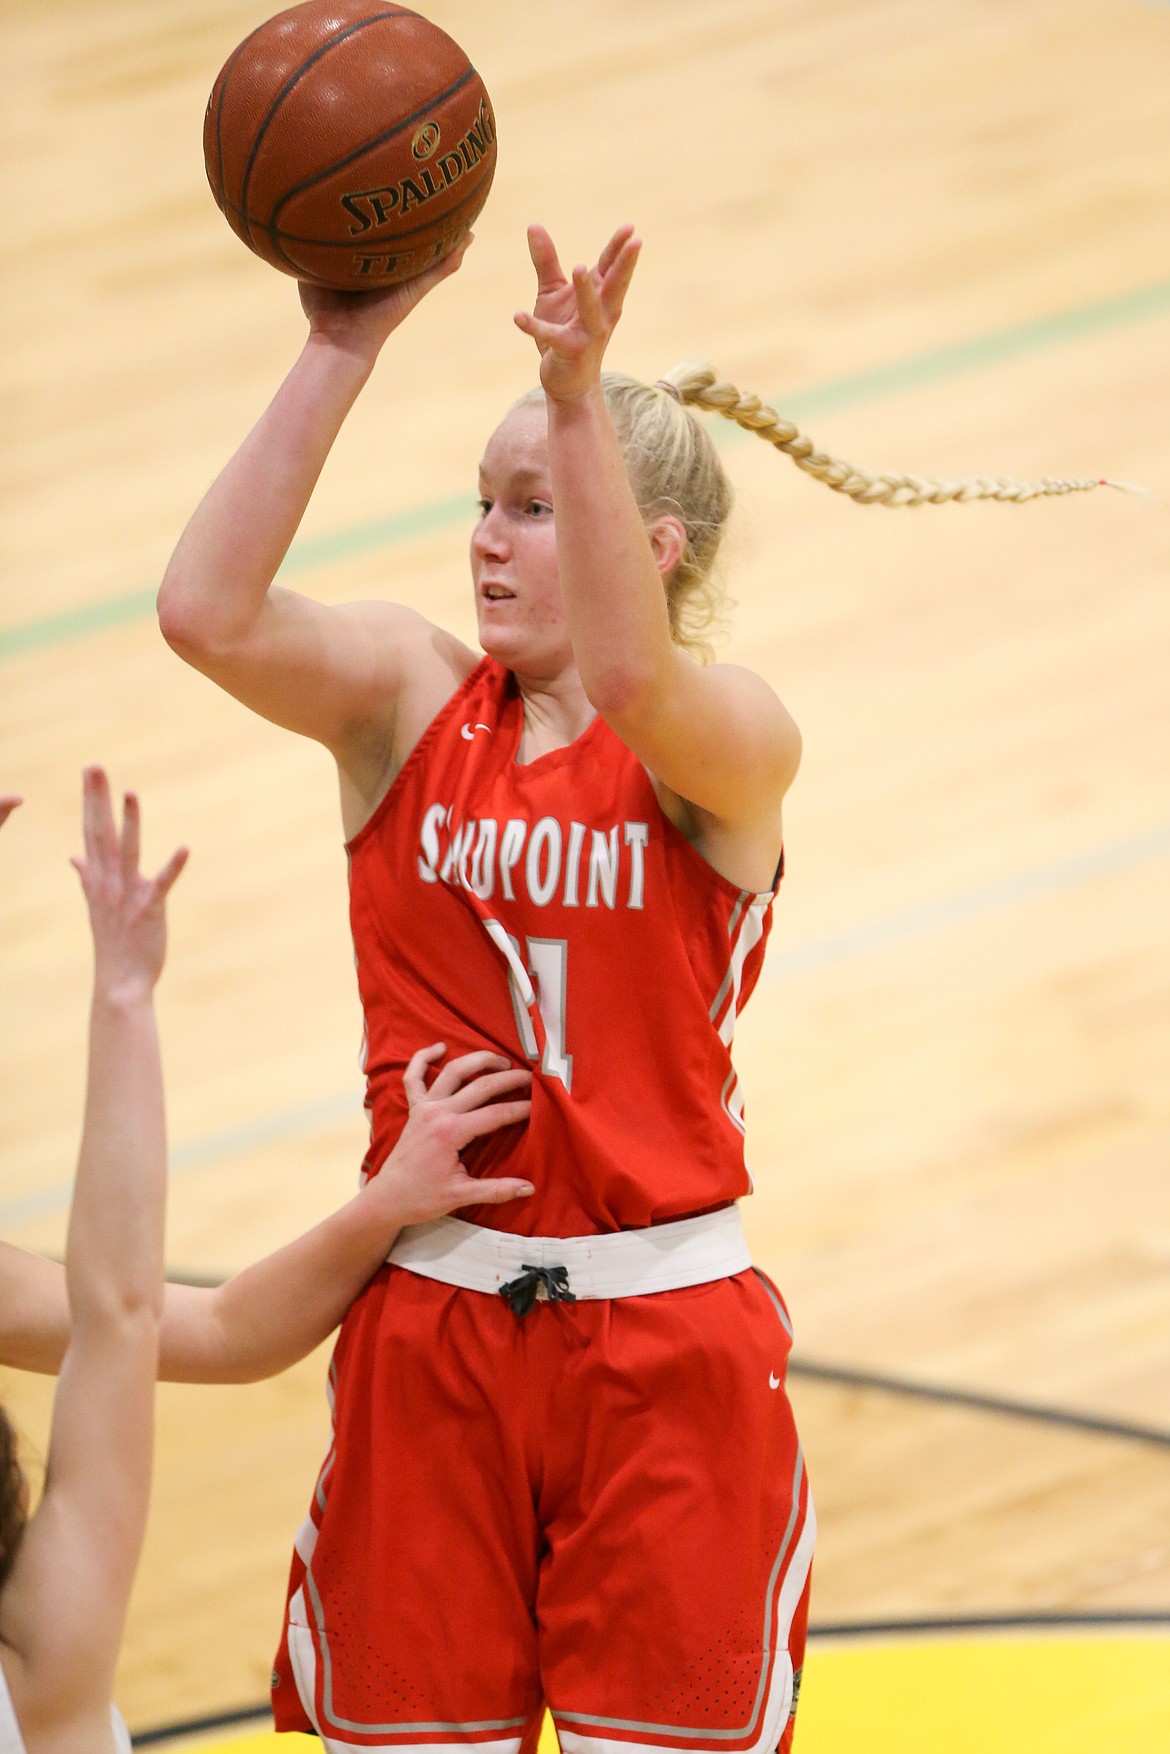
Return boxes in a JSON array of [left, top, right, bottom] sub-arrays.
[[156, 253, 476, 771]]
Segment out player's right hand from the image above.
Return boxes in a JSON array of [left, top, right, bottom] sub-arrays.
[[368, 1042, 534, 1225], [298, 234, 473, 360]]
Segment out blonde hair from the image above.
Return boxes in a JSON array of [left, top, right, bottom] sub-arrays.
[[514, 364, 1119, 661], [599, 371, 732, 661], [660, 363, 1117, 508], [512, 375, 732, 661]]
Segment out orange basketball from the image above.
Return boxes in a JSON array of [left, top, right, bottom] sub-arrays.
[[204, 0, 496, 290]]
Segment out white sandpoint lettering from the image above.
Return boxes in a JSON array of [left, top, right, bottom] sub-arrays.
[[499, 818, 527, 900], [526, 817, 562, 906], [624, 821, 649, 909], [467, 818, 497, 899], [416, 805, 651, 911], [586, 827, 618, 909], [562, 821, 587, 907], [417, 802, 447, 883]]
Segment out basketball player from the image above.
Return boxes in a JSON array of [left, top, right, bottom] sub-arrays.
[[0, 772, 530, 1754], [157, 226, 815, 1752], [0, 767, 185, 1754]]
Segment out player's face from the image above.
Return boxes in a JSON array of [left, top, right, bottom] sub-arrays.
[[471, 403, 570, 676]]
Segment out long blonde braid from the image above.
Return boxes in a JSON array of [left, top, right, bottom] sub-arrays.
[[660, 364, 1118, 507]]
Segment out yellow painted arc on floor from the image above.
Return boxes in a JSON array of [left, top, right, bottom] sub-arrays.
[[168, 1633, 1170, 1753]]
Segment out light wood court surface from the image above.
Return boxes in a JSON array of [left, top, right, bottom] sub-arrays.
[[2, 0, 1169, 1740]]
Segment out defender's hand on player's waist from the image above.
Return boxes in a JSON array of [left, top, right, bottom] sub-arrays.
[[369, 1043, 535, 1225]]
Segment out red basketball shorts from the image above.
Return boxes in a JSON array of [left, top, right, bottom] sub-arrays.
[[272, 1263, 815, 1753]]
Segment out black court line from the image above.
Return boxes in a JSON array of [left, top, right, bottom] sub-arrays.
[[32, 1253, 1170, 1451], [789, 1357, 1170, 1451], [54, 1257, 1170, 1451], [132, 1701, 272, 1747], [131, 1612, 1170, 1745], [142, 1273, 1170, 1452]]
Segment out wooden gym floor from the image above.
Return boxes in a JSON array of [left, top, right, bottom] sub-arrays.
[[1, 0, 1168, 1746]]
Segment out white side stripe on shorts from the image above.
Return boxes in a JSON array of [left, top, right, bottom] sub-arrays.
[[287, 1583, 528, 1751], [553, 1451, 816, 1754]]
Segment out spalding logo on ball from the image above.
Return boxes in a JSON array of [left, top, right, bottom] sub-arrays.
[[204, 0, 496, 289]]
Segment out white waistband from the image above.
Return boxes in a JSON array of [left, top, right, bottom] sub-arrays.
[[386, 1205, 752, 1301]]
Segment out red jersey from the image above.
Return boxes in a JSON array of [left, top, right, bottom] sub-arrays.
[[347, 656, 777, 1236]]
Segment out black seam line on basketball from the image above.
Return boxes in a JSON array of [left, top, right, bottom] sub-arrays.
[[127, 1614, 1170, 1746], [257, 176, 494, 261], [789, 1358, 1170, 1450], [220, 172, 490, 251], [213, 33, 263, 217], [237, 8, 415, 242], [270, 61, 478, 224], [808, 1610, 1170, 1639], [210, 0, 306, 219], [263, 87, 484, 277]]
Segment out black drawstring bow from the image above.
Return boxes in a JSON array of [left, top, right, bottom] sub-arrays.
[[498, 1263, 577, 1318]]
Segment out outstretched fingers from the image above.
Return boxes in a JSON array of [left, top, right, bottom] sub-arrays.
[[571, 262, 605, 335], [526, 222, 568, 294], [80, 766, 117, 872], [120, 790, 141, 886], [599, 231, 641, 322], [596, 222, 634, 275], [512, 308, 573, 351], [150, 844, 190, 902]]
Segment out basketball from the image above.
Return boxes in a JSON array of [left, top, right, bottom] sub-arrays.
[[203, 0, 496, 290]]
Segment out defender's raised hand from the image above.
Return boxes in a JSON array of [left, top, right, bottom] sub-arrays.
[[514, 223, 641, 401], [70, 767, 188, 1002]]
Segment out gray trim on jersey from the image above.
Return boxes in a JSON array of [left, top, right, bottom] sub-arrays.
[[314, 1447, 335, 1515], [708, 890, 752, 1024]]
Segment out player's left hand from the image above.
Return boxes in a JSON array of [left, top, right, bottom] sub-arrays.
[[0, 796, 22, 831], [514, 223, 641, 402]]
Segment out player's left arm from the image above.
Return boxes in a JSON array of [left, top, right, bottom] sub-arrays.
[[516, 224, 801, 825]]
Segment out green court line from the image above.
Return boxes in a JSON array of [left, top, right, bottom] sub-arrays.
[[4, 275, 1169, 666]]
